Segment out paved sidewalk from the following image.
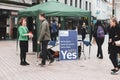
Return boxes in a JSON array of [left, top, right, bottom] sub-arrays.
[[0, 35, 120, 80]]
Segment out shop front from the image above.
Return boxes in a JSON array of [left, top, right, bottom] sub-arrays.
[[0, 9, 18, 40]]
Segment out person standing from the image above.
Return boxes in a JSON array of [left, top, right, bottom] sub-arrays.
[[51, 19, 58, 41], [93, 20, 105, 59], [81, 22, 87, 41], [37, 13, 54, 66], [18, 17, 33, 65], [108, 17, 120, 73]]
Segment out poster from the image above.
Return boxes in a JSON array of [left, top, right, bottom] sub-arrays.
[[59, 30, 78, 60]]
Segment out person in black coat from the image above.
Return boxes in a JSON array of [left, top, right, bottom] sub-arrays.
[[108, 17, 120, 73], [81, 22, 87, 41], [93, 20, 105, 59]]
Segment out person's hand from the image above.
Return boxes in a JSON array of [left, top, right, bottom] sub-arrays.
[[29, 33, 33, 38], [109, 39, 112, 43], [37, 41, 40, 44], [28, 32, 33, 38]]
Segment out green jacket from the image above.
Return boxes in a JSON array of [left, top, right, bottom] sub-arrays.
[[18, 26, 28, 41]]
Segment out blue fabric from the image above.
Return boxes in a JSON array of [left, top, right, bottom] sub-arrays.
[[48, 41, 56, 46], [51, 23, 57, 32], [78, 40, 91, 46], [83, 41, 91, 46]]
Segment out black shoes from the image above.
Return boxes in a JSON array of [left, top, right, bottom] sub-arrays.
[[24, 62, 30, 65], [20, 62, 26, 65], [98, 57, 103, 59], [20, 62, 30, 66], [49, 58, 54, 64]]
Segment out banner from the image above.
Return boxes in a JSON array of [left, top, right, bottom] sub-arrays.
[[59, 30, 78, 60]]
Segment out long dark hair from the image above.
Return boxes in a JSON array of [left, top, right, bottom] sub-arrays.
[[95, 20, 102, 27]]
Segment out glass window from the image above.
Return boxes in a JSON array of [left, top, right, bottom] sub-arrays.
[[89, 2, 91, 11], [70, 0, 72, 6], [85, 1, 88, 10], [65, 0, 67, 4], [75, 0, 77, 7], [79, 0, 82, 8], [9, 0, 32, 4]]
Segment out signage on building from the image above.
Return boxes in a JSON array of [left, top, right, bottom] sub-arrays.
[[11, 11, 18, 16], [59, 30, 78, 60]]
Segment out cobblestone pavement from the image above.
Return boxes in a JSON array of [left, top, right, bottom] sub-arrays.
[[0, 35, 120, 80]]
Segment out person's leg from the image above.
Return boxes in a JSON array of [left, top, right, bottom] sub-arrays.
[[41, 40, 49, 65], [51, 33, 54, 41], [95, 38, 100, 57], [54, 32, 57, 41], [82, 34, 85, 41], [98, 38, 104, 59], [47, 49, 54, 63], [23, 41, 29, 65], [109, 53, 119, 69], [20, 41, 26, 65]]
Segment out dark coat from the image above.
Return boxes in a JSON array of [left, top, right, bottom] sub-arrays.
[[108, 25, 120, 53], [38, 19, 51, 41], [93, 25, 105, 38]]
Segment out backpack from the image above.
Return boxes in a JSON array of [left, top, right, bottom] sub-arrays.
[[97, 26, 105, 38]]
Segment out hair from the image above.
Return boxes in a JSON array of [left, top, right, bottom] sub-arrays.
[[95, 20, 102, 26], [111, 17, 118, 25], [19, 17, 26, 25], [40, 13, 46, 18], [52, 19, 56, 22]]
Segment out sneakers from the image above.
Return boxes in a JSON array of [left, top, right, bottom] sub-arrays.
[[111, 69, 119, 75], [111, 68, 116, 71]]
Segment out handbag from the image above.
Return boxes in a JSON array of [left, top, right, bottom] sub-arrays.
[[115, 40, 120, 46]]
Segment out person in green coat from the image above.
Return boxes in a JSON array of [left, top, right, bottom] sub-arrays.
[[18, 17, 33, 66]]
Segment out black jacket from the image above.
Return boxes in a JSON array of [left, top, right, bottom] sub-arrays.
[[93, 25, 105, 38], [108, 25, 120, 53]]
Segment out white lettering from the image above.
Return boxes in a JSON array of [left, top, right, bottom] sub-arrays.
[[67, 52, 72, 59], [61, 51, 67, 59]]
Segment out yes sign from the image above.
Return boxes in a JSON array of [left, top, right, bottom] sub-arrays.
[[59, 30, 78, 60]]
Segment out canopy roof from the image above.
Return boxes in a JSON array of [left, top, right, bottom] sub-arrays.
[[18, 1, 91, 18]]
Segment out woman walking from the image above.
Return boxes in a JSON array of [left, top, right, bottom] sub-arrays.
[[108, 17, 120, 73], [93, 20, 105, 59]]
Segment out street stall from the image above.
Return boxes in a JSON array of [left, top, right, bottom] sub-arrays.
[[18, 0, 91, 60]]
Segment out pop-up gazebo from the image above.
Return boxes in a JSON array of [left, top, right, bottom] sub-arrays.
[[18, 0, 91, 52]]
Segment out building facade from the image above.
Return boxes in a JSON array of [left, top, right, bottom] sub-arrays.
[[115, 0, 120, 21], [0, 0, 32, 40], [54, 0, 112, 20], [0, 0, 115, 40]]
